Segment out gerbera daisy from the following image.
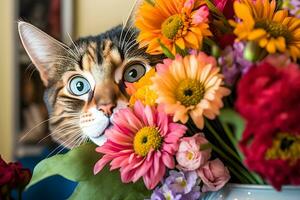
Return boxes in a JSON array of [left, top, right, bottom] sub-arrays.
[[230, 0, 300, 60], [135, 0, 212, 55], [93, 101, 187, 189], [151, 53, 230, 129], [126, 68, 158, 106]]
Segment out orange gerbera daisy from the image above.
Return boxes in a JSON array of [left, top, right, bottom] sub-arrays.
[[151, 53, 230, 129], [135, 0, 212, 55], [231, 0, 300, 60]]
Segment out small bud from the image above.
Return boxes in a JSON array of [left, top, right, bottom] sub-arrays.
[[243, 41, 262, 62], [211, 45, 221, 58]]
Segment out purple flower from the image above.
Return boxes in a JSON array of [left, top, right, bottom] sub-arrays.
[[150, 185, 182, 200], [218, 42, 253, 86], [150, 188, 166, 200], [150, 171, 201, 200], [165, 171, 198, 194], [283, 0, 300, 18], [181, 186, 201, 200]]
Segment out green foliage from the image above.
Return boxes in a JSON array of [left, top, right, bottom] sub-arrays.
[[27, 143, 151, 200], [219, 109, 245, 142], [69, 166, 150, 200], [158, 39, 175, 59], [175, 44, 188, 56]]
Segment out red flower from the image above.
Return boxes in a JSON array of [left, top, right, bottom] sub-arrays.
[[213, 0, 235, 19], [9, 162, 31, 188], [236, 61, 300, 123], [236, 62, 300, 190], [0, 157, 14, 186], [240, 122, 300, 190], [0, 156, 31, 188]]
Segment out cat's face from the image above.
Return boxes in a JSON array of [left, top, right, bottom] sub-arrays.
[[18, 22, 161, 148]]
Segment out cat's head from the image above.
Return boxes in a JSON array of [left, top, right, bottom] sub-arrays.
[[18, 21, 161, 148]]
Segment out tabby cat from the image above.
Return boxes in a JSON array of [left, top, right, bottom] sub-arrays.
[[18, 21, 161, 148]]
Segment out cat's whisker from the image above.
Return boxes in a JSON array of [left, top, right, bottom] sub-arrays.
[[38, 122, 80, 144], [67, 32, 81, 57], [125, 40, 138, 53], [120, 0, 139, 49], [53, 39, 80, 61], [123, 33, 137, 54], [124, 32, 136, 49], [41, 60, 77, 67], [121, 23, 134, 51], [20, 114, 79, 142], [44, 55, 78, 64], [25, 63, 36, 80], [54, 131, 83, 155], [49, 128, 80, 144], [70, 135, 86, 150], [57, 130, 83, 149], [119, 21, 126, 48], [20, 116, 60, 142], [28, 67, 37, 81], [46, 132, 81, 158], [125, 42, 139, 56]]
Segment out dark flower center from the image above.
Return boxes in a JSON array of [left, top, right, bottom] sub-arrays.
[[175, 79, 205, 107], [266, 132, 300, 165], [255, 20, 292, 42]]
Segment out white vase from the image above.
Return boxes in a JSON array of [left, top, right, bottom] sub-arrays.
[[201, 184, 300, 200]]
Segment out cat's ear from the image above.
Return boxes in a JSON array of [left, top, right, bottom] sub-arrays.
[[18, 21, 68, 86]]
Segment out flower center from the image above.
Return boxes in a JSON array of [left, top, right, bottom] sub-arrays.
[[187, 151, 194, 160], [175, 79, 205, 107], [161, 14, 183, 39], [255, 20, 292, 41], [265, 132, 300, 164], [175, 177, 187, 188], [133, 126, 162, 157]]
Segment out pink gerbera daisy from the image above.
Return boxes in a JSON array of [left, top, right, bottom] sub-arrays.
[[93, 101, 187, 189]]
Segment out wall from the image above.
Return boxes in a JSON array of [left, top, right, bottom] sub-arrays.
[[0, 0, 15, 161], [74, 0, 134, 38]]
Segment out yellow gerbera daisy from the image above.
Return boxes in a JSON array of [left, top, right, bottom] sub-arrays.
[[135, 0, 212, 55], [151, 53, 230, 129], [230, 0, 300, 60]]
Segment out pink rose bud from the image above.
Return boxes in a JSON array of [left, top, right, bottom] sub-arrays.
[[197, 159, 230, 192], [176, 133, 211, 171]]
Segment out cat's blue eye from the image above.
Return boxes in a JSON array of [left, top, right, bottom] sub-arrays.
[[123, 63, 146, 83], [68, 76, 91, 96]]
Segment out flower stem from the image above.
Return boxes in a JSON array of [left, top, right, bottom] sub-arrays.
[[218, 119, 264, 184], [219, 120, 244, 160], [18, 188, 22, 200], [205, 120, 242, 162], [211, 144, 257, 184]]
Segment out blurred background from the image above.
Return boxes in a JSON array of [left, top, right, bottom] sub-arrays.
[[0, 0, 133, 198]]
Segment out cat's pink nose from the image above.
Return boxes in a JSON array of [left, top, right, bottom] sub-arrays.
[[97, 103, 115, 116]]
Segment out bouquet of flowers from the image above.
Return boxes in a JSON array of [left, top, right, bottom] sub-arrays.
[[26, 0, 300, 199]]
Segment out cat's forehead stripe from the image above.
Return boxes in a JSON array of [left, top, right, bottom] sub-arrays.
[[81, 42, 97, 71]]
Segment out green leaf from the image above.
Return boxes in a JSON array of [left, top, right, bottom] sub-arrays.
[[69, 167, 151, 200], [174, 44, 188, 56], [158, 39, 175, 59], [27, 143, 99, 189], [219, 109, 245, 142], [27, 142, 152, 200]]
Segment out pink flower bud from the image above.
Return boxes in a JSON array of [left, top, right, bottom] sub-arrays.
[[197, 159, 230, 192], [176, 133, 211, 171]]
